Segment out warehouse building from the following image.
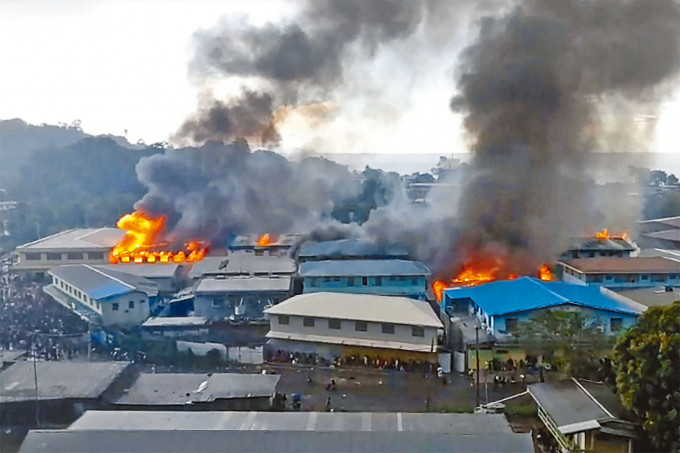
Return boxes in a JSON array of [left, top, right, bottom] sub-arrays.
[[193, 276, 291, 321], [264, 292, 443, 362], [299, 259, 430, 299], [94, 263, 186, 295], [45, 265, 158, 327], [559, 256, 680, 289], [13, 228, 124, 277], [19, 411, 533, 453], [559, 236, 637, 260]]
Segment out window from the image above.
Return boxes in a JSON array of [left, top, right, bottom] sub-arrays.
[[641, 274, 649, 280], [211, 300, 224, 308], [381, 323, 395, 334], [505, 318, 518, 333], [112, 302, 119, 311], [362, 277, 368, 286], [255, 250, 264, 256], [309, 278, 317, 287], [88, 252, 104, 260], [652, 274, 666, 282], [412, 326, 425, 337], [347, 277, 354, 287], [25, 253, 41, 261], [303, 317, 315, 327], [324, 277, 333, 283], [355, 321, 367, 332], [67, 252, 84, 260], [129, 301, 135, 309], [375, 276, 382, 286], [411, 277, 418, 285], [46, 252, 62, 260], [139, 299, 145, 304], [328, 319, 341, 329], [610, 318, 622, 332], [278, 315, 289, 325]]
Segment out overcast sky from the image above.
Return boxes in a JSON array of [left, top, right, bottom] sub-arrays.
[[1, 0, 679, 156]]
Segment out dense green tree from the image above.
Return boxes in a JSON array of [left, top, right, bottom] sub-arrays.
[[613, 302, 680, 452], [513, 309, 611, 377]]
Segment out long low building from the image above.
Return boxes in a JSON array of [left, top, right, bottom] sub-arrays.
[[13, 228, 124, 276], [19, 411, 534, 452], [559, 256, 680, 289], [299, 259, 430, 299], [264, 292, 443, 361], [45, 265, 158, 327]]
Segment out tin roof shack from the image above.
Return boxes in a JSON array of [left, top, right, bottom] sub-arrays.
[[560, 237, 638, 260], [20, 411, 534, 453], [112, 373, 280, 411], [227, 234, 300, 256], [141, 317, 209, 340], [528, 379, 637, 453], [559, 257, 680, 289], [0, 361, 133, 436], [297, 239, 410, 263], [441, 277, 644, 373], [299, 259, 429, 300], [93, 264, 186, 295], [265, 292, 443, 362], [194, 276, 291, 321], [188, 255, 295, 282], [13, 228, 125, 277], [44, 265, 158, 328]]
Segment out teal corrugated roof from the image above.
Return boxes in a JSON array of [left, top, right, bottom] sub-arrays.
[[443, 277, 642, 316]]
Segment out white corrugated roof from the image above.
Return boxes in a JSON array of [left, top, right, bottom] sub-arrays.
[[264, 292, 442, 328], [17, 228, 124, 250], [267, 331, 436, 352], [196, 276, 291, 293]]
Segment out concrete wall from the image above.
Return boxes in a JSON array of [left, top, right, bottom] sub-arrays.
[[100, 291, 150, 327], [302, 276, 427, 299], [16, 250, 110, 272], [269, 314, 438, 350]]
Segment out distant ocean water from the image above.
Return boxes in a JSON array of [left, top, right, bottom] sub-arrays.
[[322, 152, 680, 182]]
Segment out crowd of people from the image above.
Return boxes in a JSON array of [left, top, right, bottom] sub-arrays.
[[0, 271, 88, 358], [269, 349, 440, 374]]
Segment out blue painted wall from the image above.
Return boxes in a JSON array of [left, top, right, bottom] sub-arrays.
[[302, 275, 427, 299]]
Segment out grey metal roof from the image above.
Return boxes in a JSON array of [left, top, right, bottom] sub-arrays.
[[20, 430, 534, 453], [615, 286, 680, 307], [142, 317, 208, 328], [566, 237, 636, 252], [299, 260, 430, 277], [0, 361, 131, 403], [528, 380, 613, 430], [195, 276, 291, 294], [299, 239, 410, 259], [69, 411, 515, 434], [113, 373, 280, 405], [49, 265, 159, 300], [16, 228, 124, 251], [94, 264, 180, 279], [188, 255, 295, 279]]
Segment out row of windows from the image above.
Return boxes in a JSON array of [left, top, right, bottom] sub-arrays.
[[307, 276, 421, 287], [55, 278, 101, 310], [111, 300, 144, 311], [25, 251, 106, 261], [503, 317, 623, 333], [278, 315, 425, 337]]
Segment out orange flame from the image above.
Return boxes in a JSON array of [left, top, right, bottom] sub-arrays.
[[109, 211, 209, 264], [432, 280, 449, 302], [538, 264, 554, 282], [257, 233, 271, 247], [594, 228, 630, 241]]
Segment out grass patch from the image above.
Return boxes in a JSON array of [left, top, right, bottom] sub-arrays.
[[434, 404, 475, 413], [504, 404, 537, 417]]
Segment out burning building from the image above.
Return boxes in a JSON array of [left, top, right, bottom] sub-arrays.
[[560, 229, 638, 260]]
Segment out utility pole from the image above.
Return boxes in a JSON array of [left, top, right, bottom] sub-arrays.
[[32, 341, 40, 428], [475, 325, 480, 410]]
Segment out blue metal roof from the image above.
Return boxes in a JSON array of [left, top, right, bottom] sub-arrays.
[[49, 265, 158, 301], [299, 259, 430, 277], [443, 277, 642, 316]]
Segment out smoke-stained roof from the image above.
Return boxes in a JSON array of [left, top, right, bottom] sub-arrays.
[[195, 276, 291, 294], [299, 259, 429, 277], [94, 264, 181, 279], [265, 292, 442, 327], [113, 373, 279, 405], [188, 255, 295, 279], [0, 361, 131, 403], [565, 237, 636, 252], [49, 265, 159, 300], [443, 277, 643, 317], [16, 228, 124, 250], [298, 239, 410, 260], [561, 257, 680, 273]]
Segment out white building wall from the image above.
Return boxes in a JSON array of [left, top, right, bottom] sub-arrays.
[[269, 314, 438, 349], [100, 291, 150, 327]]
